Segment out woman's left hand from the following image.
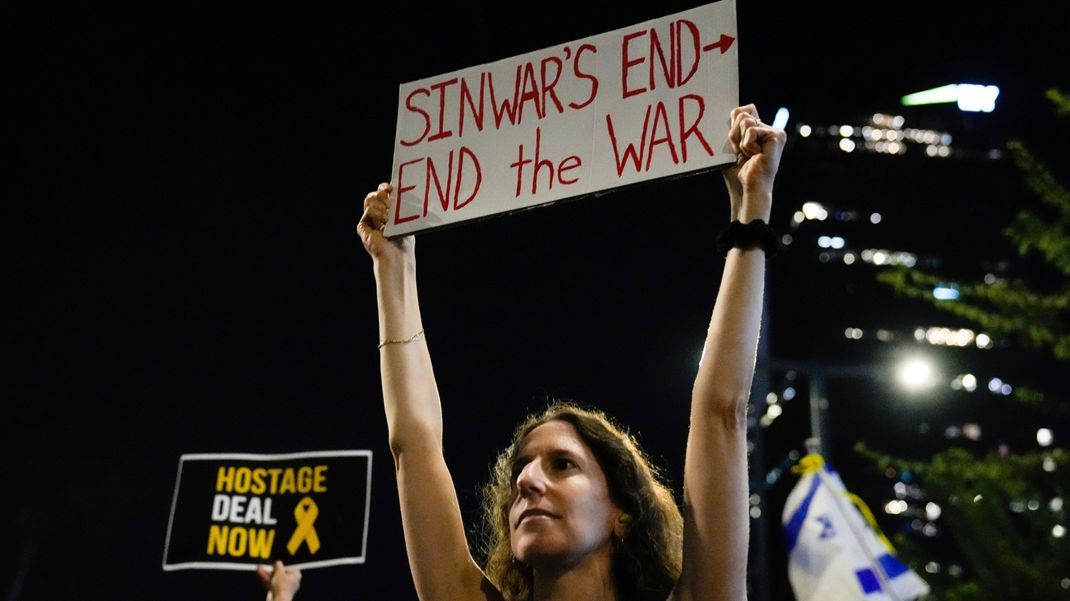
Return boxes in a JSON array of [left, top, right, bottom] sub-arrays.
[[257, 560, 302, 601], [726, 104, 787, 205]]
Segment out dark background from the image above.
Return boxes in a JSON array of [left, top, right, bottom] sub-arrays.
[[8, 1, 1068, 599]]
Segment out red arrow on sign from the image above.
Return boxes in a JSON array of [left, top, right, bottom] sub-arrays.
[[703, 34, 736, 54]]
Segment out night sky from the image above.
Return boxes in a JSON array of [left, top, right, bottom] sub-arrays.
[[9, 1, 1068, 600]]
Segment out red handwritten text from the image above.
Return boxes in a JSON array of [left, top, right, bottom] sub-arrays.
[[605, 94, 713, 176], [394, 147, 483, 224], [400, 44, 600, 148], [510, 127, 583, 197], [621, 19, 702, 99]]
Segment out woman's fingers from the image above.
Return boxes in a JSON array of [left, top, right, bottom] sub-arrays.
[[730, 105, 762, 157], [729, 110, 745, 153], [357, 182, 417, 260], [730, 103, 758, 132], [726, 104, 787, 196], [362, 185, 392, 228], [256, 563, 273, 589], [741, 120, 771, 156], [357, 184, 393, 245]]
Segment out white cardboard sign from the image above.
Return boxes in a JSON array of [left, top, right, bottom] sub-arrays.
[[388, 0, 738, 236]]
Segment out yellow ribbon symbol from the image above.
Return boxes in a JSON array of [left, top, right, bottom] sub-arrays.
[[286, 496, 321, 555]]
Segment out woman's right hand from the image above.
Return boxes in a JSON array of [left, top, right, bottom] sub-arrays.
[[356, 182, 415, 264]]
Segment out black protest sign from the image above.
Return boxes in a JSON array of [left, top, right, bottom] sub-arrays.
[[163, 450, 371, 571]]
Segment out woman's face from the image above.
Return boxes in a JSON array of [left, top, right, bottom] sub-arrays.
[[508, 420, 622, 567]]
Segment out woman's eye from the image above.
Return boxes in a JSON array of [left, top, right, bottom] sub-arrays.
[[553, 458, 576, 471]]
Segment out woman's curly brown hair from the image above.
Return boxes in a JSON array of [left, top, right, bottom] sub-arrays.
[[480, 401, 683, 601]]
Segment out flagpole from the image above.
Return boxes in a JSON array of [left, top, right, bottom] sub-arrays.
[[808, 370, 831, 461]]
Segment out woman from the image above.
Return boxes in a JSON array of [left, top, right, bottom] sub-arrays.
[[357, 104, 785, 601]]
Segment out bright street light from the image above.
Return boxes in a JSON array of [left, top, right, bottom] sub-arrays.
[[898, 356, 937, 391]]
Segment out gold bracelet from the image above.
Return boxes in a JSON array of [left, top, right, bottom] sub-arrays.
[[378, 328, 425, 350]]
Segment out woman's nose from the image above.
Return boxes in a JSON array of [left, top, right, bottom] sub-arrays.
[[516, 459, 547, 496]]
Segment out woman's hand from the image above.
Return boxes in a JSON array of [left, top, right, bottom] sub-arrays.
[[724, 104, 787, 221], [356, 183, 415, 265], [256, 560, 302, 601]]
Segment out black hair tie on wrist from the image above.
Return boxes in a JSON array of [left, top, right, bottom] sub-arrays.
[[715, 219, 782, 258]]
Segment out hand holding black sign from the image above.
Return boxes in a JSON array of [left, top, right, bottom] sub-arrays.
[[256, 560, 302, 601], [163, 450, 372, 571]]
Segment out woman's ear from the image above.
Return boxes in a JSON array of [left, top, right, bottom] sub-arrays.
[[615, 512, 633, 537]]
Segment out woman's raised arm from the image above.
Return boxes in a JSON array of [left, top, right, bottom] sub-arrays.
[[673, 105, 786, 601], [357, 183, 501, 601]]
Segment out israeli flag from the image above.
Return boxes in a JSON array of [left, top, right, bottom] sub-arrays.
[[781, 455, 930, 601]]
